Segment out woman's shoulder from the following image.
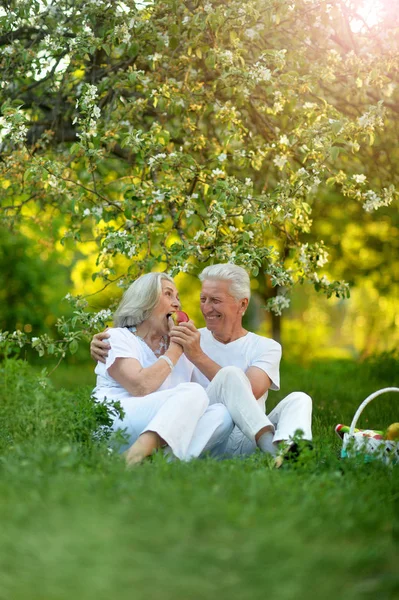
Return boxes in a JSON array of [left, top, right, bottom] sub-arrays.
[[107, 327, 139, 346], [107, 327, 130, 338]]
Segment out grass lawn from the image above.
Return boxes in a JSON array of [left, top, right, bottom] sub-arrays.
[[0, 355, 398, 600]]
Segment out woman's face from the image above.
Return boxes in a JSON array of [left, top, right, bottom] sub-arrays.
[[150, 279, 181, 332]]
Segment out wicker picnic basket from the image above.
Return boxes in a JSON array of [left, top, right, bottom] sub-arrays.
[[340, 387, 399, 465]]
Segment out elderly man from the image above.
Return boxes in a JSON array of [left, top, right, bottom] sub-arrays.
[[91, 264, 312, 461]]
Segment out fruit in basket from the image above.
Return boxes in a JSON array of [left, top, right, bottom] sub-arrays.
[[385, 423, 399, 441], [170, 311, 190, 325]]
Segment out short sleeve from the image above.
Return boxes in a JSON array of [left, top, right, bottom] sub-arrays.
[[250, 338, 282, 391], [105, 328, 142, 371]]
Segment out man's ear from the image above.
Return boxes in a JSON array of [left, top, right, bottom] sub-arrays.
[[240, 298, 249, 314]]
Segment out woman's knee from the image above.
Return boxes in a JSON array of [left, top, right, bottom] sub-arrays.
[[208, 403, 234, 434], [178, 382, 209, 411]]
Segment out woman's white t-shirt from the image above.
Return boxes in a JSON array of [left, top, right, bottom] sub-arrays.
[[93, 327, 194, 401]]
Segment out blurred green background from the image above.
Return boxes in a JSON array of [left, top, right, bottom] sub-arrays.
[[1, 194, 397, 387]]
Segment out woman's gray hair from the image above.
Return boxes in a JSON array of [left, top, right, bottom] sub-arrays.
[[114, 272, 175, 328], [199, 264, 251, 301]]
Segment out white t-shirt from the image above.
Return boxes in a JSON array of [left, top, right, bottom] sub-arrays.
[[93, 327, 194, 401], [192, 328, 282, 411]]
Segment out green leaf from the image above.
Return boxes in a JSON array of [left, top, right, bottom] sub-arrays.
[[243, 214, 256, 225], [205, 54, 215, 69], [70, 143, 81, 155], [69, 340, 79, 355], [330, 147, 340, 161], [330, 121, 342, 134]]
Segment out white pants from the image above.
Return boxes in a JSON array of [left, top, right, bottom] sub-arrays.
[[109, 382, 233, 461], [206, 366, 313, 457]]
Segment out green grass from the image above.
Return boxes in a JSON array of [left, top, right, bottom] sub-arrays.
[[1, 355, 398, 600]]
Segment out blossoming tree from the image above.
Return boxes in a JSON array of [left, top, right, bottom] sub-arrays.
[[0, 0, 398, 355]]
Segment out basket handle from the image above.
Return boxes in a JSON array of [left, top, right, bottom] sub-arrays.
[[349, 387, 399, 434]]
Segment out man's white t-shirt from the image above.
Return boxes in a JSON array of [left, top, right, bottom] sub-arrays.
[[93, 327, 194, 401], [192, 328, 282, 412]]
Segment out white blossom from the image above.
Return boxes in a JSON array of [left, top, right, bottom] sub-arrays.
[[245, 28, 257, 40], [88, 309, 113, 326], [152, 190, 165, 203], [297, 168, 308, 176], [362, 188, 394, 212], [148, 153, 166, 167], [273, 155, 288, 169], [149, 53, 163, 62], [253, 63, 272, 83], [279, 135, 290, 146], [273, 101, 284, 113], [116, 1, 131, 14], [353, 174, 367, 184], [267, 295, 290, 316]]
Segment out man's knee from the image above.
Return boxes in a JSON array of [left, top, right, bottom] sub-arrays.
[[284, 391, 312, 409], [213, 366, 247, 384], [298, 392, 312, 411]]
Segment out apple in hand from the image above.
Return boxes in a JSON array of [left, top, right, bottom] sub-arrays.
[[170, 311, 190, 325]]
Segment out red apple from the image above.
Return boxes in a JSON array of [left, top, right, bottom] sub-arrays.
[[171, 311, 189, 324]]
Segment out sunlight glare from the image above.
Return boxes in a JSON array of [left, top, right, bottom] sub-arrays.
[[350, 0, 384, 33]]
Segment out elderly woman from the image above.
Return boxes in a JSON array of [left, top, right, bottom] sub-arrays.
[[93, 272, 233, 466]]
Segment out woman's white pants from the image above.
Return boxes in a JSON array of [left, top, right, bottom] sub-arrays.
[[206, 366, 313, 457], [110, 382, 233, 461]]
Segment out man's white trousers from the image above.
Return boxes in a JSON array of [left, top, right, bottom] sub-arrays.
[[206, 366, 312, 457]]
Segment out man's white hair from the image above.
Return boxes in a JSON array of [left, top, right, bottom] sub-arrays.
[[199, 263, 251, 301], [114, 272, 175, 327]]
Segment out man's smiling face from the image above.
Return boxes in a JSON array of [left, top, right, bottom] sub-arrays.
[[199, 279, 247, 339]]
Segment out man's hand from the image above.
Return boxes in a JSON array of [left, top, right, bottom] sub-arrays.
[[169, 320, 203, 362], [90, 331, 111, 363]]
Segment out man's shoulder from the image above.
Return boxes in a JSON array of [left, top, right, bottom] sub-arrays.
[[247, 332, 282, 352]]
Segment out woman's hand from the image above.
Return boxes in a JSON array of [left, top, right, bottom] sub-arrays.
[[166, 315, 184, 351], [90, 331, 111, 363], [169, 321, 203, 362]]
